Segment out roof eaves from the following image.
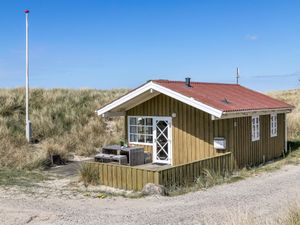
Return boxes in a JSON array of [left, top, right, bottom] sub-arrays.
[[96, 81, 153, 116], [150, 82, 223, 118], [96, 80, 223, 118]]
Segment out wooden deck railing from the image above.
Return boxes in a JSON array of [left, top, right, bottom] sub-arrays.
[[86, 152, 232, 191], [157, 152, 232, 188]]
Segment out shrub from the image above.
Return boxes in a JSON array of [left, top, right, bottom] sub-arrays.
[[79, 163, 100, 187], [195, 169, 226, 189]]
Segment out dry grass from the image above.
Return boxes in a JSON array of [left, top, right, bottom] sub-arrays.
[[79, 163, 100, 187], [0, 88, 128, 169], [168, 146, 300, 196], [0, 168, 49, 187], [225, 205, 300, 225], [269, 89, 300, 141], [0, 87, 298, 171]]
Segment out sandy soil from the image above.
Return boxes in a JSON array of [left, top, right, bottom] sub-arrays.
[[0, 164, 300, 225]]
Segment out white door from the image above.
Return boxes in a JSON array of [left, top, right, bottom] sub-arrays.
[[153, 117, 172, 164]]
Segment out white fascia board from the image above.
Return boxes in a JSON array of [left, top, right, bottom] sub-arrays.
[[96, 82, 153, 116], [96, 81, 223, 118]]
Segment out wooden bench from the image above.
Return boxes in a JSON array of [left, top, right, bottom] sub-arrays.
[[95, 153, 127, 165]]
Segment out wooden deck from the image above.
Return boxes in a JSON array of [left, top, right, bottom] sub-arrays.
[[86, 152, 233, 191], [134, 163, 172, 171]]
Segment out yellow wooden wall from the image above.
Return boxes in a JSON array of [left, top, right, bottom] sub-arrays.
[[125, 93, 286, 168], [213, 113, 285, 168], [126, 94, 219, 165], [88, 152, 232, 191]]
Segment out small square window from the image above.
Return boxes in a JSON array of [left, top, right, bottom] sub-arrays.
[[128, 117, 153, 145]]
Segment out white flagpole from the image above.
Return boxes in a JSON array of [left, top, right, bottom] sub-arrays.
[[25, 9, 32, 142]]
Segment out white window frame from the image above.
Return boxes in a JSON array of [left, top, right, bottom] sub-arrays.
[[153, 117, 172, 165], [270, 113, 278, 137], [128, 116, 154, 146], [252, 115, 260, 141]]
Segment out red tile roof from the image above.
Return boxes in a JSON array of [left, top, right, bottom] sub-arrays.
[[152, 80, 293, 112]]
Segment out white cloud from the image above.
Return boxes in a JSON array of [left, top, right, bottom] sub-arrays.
[[245, 34, 258, 41]]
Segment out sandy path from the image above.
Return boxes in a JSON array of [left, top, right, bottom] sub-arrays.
[[0, 165, 300, 225]]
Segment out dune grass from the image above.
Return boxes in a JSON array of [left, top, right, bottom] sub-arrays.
[[0, 88, 128, 169], [0, 87, 299, 171], [269, 89, 300, 141], [226, 205, 300, 225], [0, 168, 49, 187], [168, 145, 300, 196]]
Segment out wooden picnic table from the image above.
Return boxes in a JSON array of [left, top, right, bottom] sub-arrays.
[[102, 145, 145, 166]]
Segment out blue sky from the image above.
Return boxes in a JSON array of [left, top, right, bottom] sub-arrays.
[[0, 0, 300, 91]]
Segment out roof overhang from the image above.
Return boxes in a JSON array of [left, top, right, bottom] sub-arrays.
[[96, 81, 294, 119], [96, 81, 223, 118], [212, 108, 293, 120]]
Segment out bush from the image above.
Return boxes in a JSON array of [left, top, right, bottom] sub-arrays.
[[195, 169, 226, 189], [79, 163, 100, 187]]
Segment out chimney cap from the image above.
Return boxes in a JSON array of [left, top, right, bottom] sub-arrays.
[[185, 77, 191, 87]]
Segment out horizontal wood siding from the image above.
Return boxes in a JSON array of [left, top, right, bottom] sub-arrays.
[[126, 94, 218, 165], [213, 113, 285, 168], [86, 153, 232, 191]]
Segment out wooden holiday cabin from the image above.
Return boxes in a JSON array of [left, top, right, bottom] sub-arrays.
[[97, 78, 293, 168]]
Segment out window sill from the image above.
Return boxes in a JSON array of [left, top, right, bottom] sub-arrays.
[[252, 139, 260, 142]]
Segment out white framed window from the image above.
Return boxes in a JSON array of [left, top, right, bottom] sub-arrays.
[[128, 116, 153, 145], [270, 114, 277, 137], [252, 115, 260, 141]]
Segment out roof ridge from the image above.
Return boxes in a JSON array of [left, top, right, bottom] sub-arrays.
[[152, 79, 239, 86]]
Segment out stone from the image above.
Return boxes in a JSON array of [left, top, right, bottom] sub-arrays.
[[142, 183, 168, 196]]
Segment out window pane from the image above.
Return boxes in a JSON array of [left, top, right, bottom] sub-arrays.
[[138, 134, 145, 142], [137, 117, 144, 125], [146, 135, 153, 143], [130, 126, 137, 133], [130, 117, 137, 125], [146, 126, 153, 135], [146, 118, 153, 125], [130, 134, 138, 142], [138, 125, 145, 133]]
